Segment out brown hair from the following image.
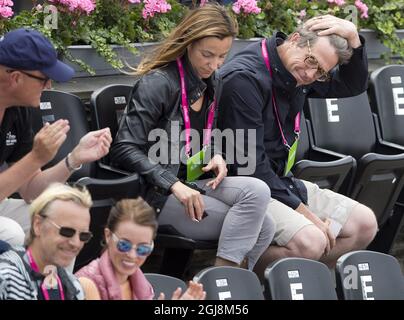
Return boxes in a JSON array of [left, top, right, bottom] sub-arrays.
[[135, 3, 238, 75], [106, 198, 158, 238]]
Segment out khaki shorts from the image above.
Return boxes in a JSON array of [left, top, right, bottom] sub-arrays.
[[268, 180, 359, 246]]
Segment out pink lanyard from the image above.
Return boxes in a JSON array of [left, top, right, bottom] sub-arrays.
[[261, 39, 300, 149], [26, 248, 65, 300], [176, 57, 217, 157]]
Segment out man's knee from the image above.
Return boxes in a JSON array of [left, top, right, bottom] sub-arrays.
[[351, 205, 378, 245], [0, 218, 25, 247], [287, 225, 327, 260]]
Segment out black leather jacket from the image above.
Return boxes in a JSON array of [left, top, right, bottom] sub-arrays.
[[110, 55, 222, 211]]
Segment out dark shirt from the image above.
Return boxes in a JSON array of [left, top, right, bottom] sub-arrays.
[[177, 95, 209, 180], [218, 32, 368, 209], [0, 107, 34, 166]]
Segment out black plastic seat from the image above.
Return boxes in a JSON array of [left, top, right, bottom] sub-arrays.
[[90, 84, 133, 167], [336, 250, 404, 300], [144, 273, 187, 300], [306, 92, 404, 230], [193, 266, 264, 300], [264, 257, 337, 300], [293, 113, 355, 192], [33, 90, 94, 181], [368, 65, 404, 253]]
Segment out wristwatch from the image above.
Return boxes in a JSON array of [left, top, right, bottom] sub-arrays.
[[65, 153, 82, 172]]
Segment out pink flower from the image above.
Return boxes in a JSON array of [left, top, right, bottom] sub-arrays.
[[48, 0, 96, 15], [0, 5, 13, 18], [0, 0, 13, 6], [128, 0, 141, 3], [327, 0, 346, 6], [299, 9, 306, 19], [355, 0, 369, 19], [142, 0, 171, 19], [200, 0, 208, 7], [232, 0, 261, 15], [0, 0, 13, 19]]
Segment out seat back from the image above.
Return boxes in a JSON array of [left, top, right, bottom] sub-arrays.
[[369, 65, 404, 145], [73, 174, 142, 270], [193, 266, 264, 300], [90, 84, 133, 165], [265, 257, 337, 300], [307, 92, 376, 159], [336, 250, 404, 300], [293, 113, 354, 192], [145, 273, 187, 300], [32, 90, 92, 181], [307, 93, 404, 226]]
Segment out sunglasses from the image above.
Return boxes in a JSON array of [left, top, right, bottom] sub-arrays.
[[304, 40, 331, 82], [40, 214, 93, 243], [6, 69, 50, 87], [111, 232, 154, 257]]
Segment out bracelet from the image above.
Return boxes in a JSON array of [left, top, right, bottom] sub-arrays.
[[65, 153, 82, 172]]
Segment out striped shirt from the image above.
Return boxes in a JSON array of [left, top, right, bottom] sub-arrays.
[[0, 247, 84, 300]]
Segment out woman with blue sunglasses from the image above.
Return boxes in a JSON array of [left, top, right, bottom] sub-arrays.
[[75, 199, 206, 300]]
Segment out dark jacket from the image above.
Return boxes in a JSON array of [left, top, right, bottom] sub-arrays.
[[218, 32, 368, 209], [110, 55, 222, 211]]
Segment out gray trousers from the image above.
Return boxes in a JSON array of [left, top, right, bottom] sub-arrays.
[[0, 198, 31, 246], [158, 176, 275, 269]]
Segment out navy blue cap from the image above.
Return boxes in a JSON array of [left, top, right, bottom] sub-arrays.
[[0, 28, 74, 82]]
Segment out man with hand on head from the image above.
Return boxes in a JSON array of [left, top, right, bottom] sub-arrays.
[[218, 15, 378, 279], [0, 28, 112, 246]]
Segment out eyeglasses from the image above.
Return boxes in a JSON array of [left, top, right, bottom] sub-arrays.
[[304, 40, 331, 82], [40, 214, 93, 243], [111, 232, 154, 257], [6, 69, 50, 87]]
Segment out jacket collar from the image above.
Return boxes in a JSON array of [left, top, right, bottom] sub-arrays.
[[99, 250, 154, 300], [267, 32, 298, 92]]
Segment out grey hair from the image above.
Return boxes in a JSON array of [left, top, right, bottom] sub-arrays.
[[289, 25, 353, 65]]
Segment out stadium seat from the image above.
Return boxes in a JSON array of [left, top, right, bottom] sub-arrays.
[[33, 90, 94, 181], [368, 65, 404, 253], [306, 92, 404, 230], [145, 273, 187, 300], [193, 266, 264, 300], [336, 250, 404, 300], [293, 113, 355, 192], [90, 84, 133, 168], [264, 257, 337, 300]]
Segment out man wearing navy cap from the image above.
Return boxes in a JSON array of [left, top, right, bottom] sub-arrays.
[[0, 29, 112, 246]]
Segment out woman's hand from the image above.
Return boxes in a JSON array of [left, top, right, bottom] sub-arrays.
[[202, 154, 228, 190], [170, 181, 205, 221], [157, 281, 206, 300]]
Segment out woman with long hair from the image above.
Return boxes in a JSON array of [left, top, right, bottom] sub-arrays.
[[111, 3, 275, 271]]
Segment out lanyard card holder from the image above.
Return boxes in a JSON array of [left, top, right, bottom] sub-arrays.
[[283, 139, 299, 176], [186, 149, 206, 182]]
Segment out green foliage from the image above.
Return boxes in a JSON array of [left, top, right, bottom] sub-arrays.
[[1, 0, 402, 73], [229, 0, 403, 62]]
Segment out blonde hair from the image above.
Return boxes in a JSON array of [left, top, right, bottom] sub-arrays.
[[135, 3, 238, 75], [26, 183, 92, 246]]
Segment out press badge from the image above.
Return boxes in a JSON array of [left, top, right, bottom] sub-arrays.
[[284, 139, 299, 176], [186, 149, 206, 182]]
